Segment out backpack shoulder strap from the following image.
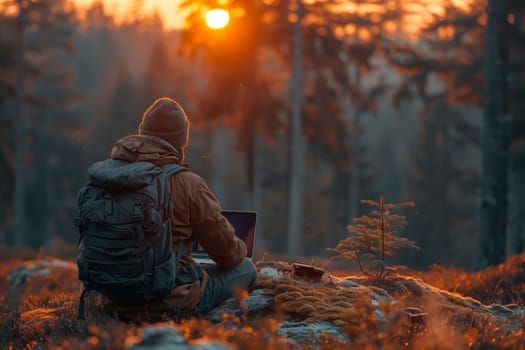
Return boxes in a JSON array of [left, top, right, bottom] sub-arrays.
[[176, 240, 186, 260], [77, 288, 89, 320], [161, 163, 187, 177]]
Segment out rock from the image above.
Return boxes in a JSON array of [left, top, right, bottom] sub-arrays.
[[6, 258, 79, 307], [245, 289, 274, 314], [341, 280, 361, 288], [259, 267, 281, 279], [206, 289, 274, 322], [277, 321, 348, 344], [192, 339, 234, 350], [128, 327, 234, 350], [129, 327, 189, 350], [8, 258, 77, 288]]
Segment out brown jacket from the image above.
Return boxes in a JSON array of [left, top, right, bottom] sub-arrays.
[[102, 135, 247, 320]]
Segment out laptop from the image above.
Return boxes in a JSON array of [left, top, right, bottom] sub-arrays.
[[191, 210, 257, 264]]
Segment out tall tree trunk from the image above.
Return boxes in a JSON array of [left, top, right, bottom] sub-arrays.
[[211, 122, 231, 204], [332, 86, 351, 228], [507, 10, 525, 256], [13, 1, 27, 246], [239, 77, 257, 211], [252, 133, 263, 216], [44, 151, 59, 247], [251, 134, 263, 253], [347, 0, 363, 223], [244, 125, 255, 209], [287, 0, 305, 257], [348, 126, 360, 222], [480, 0, 510, 266], [348, 59, 362, 223], [507, 155, 525, 255], [242, 131, 263, 237]]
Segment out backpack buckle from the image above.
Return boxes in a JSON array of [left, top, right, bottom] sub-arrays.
[[132, 200, 143, 221], [103, 194, 113, 216]]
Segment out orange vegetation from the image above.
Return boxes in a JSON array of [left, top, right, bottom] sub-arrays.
[[0, 250, 524, 349], [415, 254, 525, 306]]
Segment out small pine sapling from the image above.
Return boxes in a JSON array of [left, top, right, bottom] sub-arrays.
[[328, 196, 419, 279]]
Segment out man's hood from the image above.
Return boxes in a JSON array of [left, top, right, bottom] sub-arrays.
[[110, 134, 187, 167]]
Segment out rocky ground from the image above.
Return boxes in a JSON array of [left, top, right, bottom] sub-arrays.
[[1, 255, 525, 349]]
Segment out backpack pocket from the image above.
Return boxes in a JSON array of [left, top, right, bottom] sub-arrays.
[[152, 253, 177, 297], [88, 270, 146, 304]]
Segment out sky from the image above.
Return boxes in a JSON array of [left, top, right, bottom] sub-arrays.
[[74, 0, 185, 30], [71, 0, 474, 33]]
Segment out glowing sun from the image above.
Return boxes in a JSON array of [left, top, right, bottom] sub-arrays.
[[205, 8, 230, 30]]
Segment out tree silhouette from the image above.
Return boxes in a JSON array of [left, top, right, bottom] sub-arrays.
[[407, 98, 479, 267], [1, 0, 78, 246], [178, 0, 403, 255], [480, 0, 511, 266], [507, 2, 525, 256], [179, 0, 285, 215], [301, 0, 396, 227], [383, 0, 525, 264]]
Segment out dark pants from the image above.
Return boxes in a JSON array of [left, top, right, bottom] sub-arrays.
[[197, 258, 257, 313]]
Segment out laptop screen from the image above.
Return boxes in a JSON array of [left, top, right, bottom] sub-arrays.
[[192, 210, 256, 258]]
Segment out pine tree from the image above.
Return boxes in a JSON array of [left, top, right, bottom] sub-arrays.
[[1, 0, 78, 246], [178, 0, 394, 255], [328, 195, 418, 279], [297, 0, 394, 245], [179, 0, 285, 216], [382, 0, 524, 265], [179, 0, 298, 252], [29, 40, 82, 247], [0, 5, 16, 243]]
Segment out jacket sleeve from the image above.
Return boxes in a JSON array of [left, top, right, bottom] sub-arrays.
[[190, 178, 247, 268]]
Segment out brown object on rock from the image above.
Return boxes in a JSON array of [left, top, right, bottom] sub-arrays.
[[292, 263, 325, 281]]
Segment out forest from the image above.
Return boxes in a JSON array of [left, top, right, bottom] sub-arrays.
[[0, 0, 524, 349]]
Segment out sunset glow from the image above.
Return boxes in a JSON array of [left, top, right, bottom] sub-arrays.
[[205, 8, 230, 30], [69, 0, 476, 35], [72, 0, 184, 30]]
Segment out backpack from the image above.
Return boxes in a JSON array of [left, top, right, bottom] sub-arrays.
[[75, 159, 189, 319]]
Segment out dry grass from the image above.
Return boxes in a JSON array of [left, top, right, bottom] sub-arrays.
[[414, 254, 525, 305], [0, 250, 524, 349]]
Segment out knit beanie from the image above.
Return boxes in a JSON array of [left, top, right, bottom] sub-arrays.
[[138, 97, 190, 149]]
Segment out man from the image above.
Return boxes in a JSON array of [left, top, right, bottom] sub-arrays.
[[102, 96, 257, 321]]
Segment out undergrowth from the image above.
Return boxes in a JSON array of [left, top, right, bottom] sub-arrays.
[[416, 253, 525, 305], [0, 251, 524, 349]]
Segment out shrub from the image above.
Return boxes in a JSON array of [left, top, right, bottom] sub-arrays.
[[328, 196, 419, 279]]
